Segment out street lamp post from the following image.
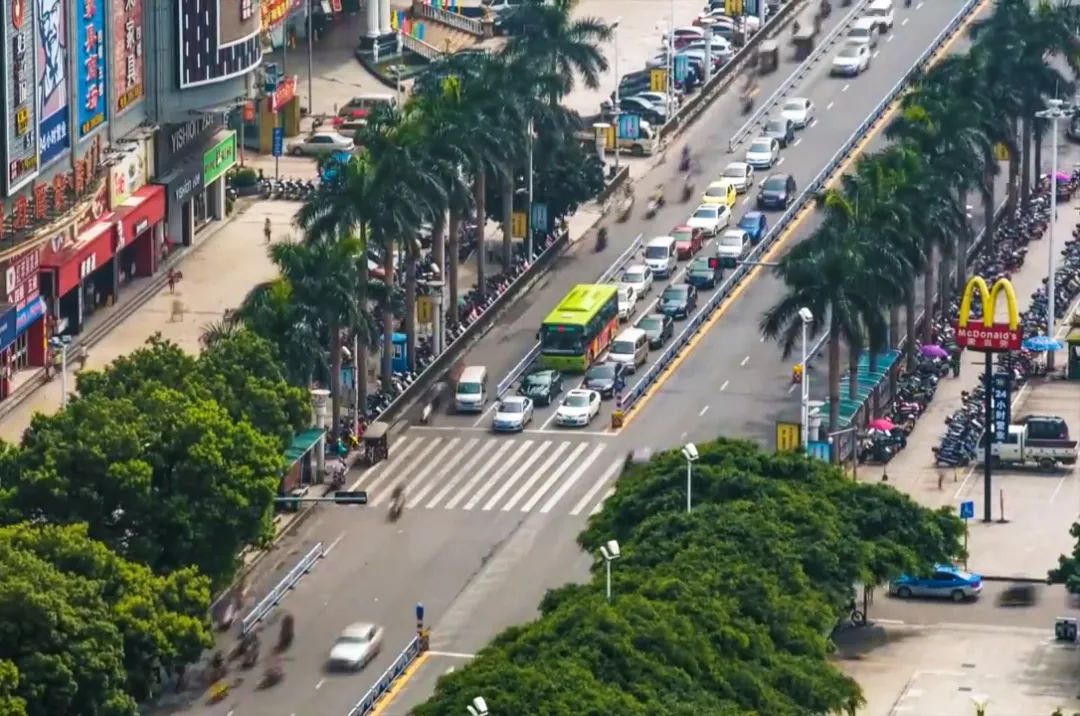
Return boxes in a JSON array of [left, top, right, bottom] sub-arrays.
[[681, 443, 699, 513], [526, 117, 535, 260], [667, 0, 675, 117], [466, 696, 489, 716], [600, 540, 621, 602], [799, 307, 813, 450], [700, 18, 716, 85], [49, 336, 72, 409], [611, 18, 621, 174], [1035, 99, 1069, 371]]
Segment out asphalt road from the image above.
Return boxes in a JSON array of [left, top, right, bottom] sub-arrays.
[[167, 2, 990, 714], [869, 581, 1078, 632]]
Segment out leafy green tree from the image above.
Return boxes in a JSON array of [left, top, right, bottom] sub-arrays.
[[0, 662, 26, 716], [6, 386, 281, 585]]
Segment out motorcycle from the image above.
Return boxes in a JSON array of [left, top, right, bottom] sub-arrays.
[[388, 488, 405, 521], [595, 227, 609, 252], [258, 663, 284, 690], [681, 178, 695, 203], [617, 191, 635, 223], [645, 193, 665, 219]]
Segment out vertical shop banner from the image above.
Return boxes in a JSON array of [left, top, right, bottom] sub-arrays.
[[3, 0, 40, 194], [112, 0, 142, 113], [76, 0, 107, 137], [37, 0, 70, 165], [991, 373, 1011, 443]]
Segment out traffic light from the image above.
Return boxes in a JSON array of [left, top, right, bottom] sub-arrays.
[[334, 490, 369, 505]]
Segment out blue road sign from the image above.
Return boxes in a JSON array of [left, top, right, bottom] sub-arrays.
[[959, 500, 975, 520], [617, 113, 640, 140], [674, 54, 689, 83], [272, 127, 284, 157], [415, 602, 425, 623], [531, 202, 549, 233], [806, 440, 831, 462]]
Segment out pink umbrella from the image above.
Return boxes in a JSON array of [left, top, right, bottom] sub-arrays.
[[1056, 171, 1072, 182], [868, 418, 896, 431], [921, 344, 949, 359]]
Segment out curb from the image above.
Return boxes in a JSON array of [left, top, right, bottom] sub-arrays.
[[981, 575, 1050, 584]]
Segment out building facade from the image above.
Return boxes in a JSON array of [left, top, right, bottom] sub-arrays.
[[0, 0, 260, 400]]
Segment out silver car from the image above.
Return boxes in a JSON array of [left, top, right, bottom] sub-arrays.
[[289, 131, 355, 157], [327, 622, 384, 671], [492, 396, 533, 432]]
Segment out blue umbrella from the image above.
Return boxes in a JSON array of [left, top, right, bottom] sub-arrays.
[[1022, 335, 1064, 352]]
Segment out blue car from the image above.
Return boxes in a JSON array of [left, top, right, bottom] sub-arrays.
[[889, 564, 983, 602], [738, 212, 768, 244]]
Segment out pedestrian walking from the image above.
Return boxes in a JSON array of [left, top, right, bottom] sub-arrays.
[[264, 217, 272, 244], [949, 345, 962, 377]]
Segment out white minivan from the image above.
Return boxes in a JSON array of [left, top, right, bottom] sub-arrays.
[[608, 328, 650, 373], [643, 236, 678, 279], [455, 365, 488, 413], [866, 0, 894, 33]]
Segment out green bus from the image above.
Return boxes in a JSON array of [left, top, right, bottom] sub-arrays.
[[539, 284, 620, 372]]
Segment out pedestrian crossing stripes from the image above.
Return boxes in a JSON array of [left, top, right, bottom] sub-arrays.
[[348, 434, 623, 517]]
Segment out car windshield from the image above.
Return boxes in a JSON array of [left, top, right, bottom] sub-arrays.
[[867, 7, 887, 17], [690, 259, 711, 272], [637, 317, 661, 331], [838, 46, 859, 57], [662, 287, 687, 301], [705, 186, 727, 197], [565, 394, 589, 408], [850, 27, 869, 38], [644, 245, 669, 258], [723, 165, 744, 178], [765, 121, 785, 133], [618, 287, 632, 302], [783, 100, 804, 112], [749, 141, 771, 153], [763, 177, 787, 191], [458, 383, 482, 395], [672, 229, 692, 242], [523, 373, 549, 388], [611, 340, 635, 354], [622, 269, 645, 283], [587, 364, 616, 380], [336, 635, 370, 646], [720, 235, 744, 248], [693, 207, 717, 219], [541, 325, 584, 352], [738, 216, 758, 229], [499, 401, 523, 413]]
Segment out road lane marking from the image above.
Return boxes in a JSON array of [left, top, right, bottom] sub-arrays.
[[347, 437, 418, 491], [721, 380, 729, 391], [809, 118, 819, 127], [825, 101, 834, 110], [740, 355, 750, 366], [699, 405, 710, 416], [424, 439, 499, 509], [409, 437, 480, 507], [872, 50, 880, 58], [315, 678, 325, 690], [503, 442, 580, 511], [793, 138, 802, 147], [741, 196, 751, 206], [916, 1, 923, 8], [902, 16, 909, 25], [570, 460, 623, 516], [472, 399, 501, 427], [368, 652, 430, 716], [323, 532, 345, 557], [842, 83, 850, 92], [540, 444, 607, 513], [427, 651, 476, 659], [887, 33, 895, 42], [374, 438, 459, 506], [480, 442, 555, 510], [591, 486, 616, 515], [619, 0, 990, 430], [521, 442, 595, 512], [1050, 474, 1067, 504], [453, 440, 529, 509], [540, 403, 563, 430], [776, 156, 785, 166], [788, 382, 798, 394], [360, 438, 438, 496]]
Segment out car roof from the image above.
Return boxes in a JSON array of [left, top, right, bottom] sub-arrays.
[[693, 203, 719, 212], [566, 389, 591, 398], [501, 395, 528, 405], [765, 173, 793, 181], [852, 16, 876, 28], [707, 180, 733, 188], [784, 97, 809, 106], [342, 622, 376, 638], [749, 136, 774, 145], [741, 210, 764, 219], [671, 224, 694, 231], [725, 161, 748, 169], [623, 263, 648, 272]]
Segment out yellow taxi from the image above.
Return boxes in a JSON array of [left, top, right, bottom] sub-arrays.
[[700, 180, 738, 209]]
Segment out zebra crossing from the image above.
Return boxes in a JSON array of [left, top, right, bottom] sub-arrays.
[[349, 433, 623, 517]]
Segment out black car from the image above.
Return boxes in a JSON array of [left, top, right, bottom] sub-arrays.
[[519, 368, 563, 406], [583, 361, 627, 399], [757, 173, 797, 211], [658, 284, 698, 319], [637, 313, 675, 348], [763, 117, 795, 147], [686, 257, 722, 289]]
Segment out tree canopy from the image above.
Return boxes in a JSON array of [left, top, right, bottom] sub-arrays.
[[413, 439, 964, 715]]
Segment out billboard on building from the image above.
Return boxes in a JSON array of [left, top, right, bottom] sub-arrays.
[[37, 0, 70, 166], [76, 0, 107, 138], [108, 142, 146, 206], [177, 0, 261, 89], [3, 0, 40, 194], [111, 0, 142, 114]]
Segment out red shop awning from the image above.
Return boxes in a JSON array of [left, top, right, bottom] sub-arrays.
[[113, 184, 166, 250]]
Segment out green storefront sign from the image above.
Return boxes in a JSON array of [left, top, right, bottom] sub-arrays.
[[203, 132, 238, 185]]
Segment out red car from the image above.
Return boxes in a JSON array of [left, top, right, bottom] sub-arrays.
[[671, 225, 705, 259]]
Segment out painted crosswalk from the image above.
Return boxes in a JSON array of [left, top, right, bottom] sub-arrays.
[[348, 434, 623, 517]]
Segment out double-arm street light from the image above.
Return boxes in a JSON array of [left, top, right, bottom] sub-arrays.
[[798, 307, 813, 450], [1034, 98, 1072, 371], [681, 442, 699, 512], [600, 540, 621, 602]]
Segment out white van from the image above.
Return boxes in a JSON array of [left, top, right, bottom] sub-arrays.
[[866, 0, 894, 32], [455, 365, 488, 413], [847, 17, 879, 49], [643, 236, 678, 279], [608, 328, 649, 373]]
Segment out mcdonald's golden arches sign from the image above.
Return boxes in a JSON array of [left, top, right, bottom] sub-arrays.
[[955, 276, 1022, 352]]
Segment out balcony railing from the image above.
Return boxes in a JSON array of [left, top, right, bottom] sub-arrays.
[[413, 2, 483, 36]]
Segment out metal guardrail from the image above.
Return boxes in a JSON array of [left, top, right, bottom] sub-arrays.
[[494, 233, 645, 398], [414, 2, 483, 36], [240, 541, 324, 635], [619, 0, 985, 416], [401, 32, 443, 61], [727, 0, 872, 152], [347, 635, 424, 716]]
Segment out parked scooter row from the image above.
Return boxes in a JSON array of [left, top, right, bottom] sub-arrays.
[[259, 176, 319, 201]]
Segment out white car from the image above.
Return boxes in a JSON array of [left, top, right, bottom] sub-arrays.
[[555, 389, 602, 427], [289, 131, 354, 156], [617, 285, 638, 321], [328, 622, 384, 671], [744, 137, 780, 169], [847, 17, 879, 49], [831, 43, 871, 76], [686, 203, 731, 236], [781, 97, 815, 128], [721, 161, 754, 193], [619, 264, 653, 297], [633, 91, 679, 113], [492, 396, 534, 432], [866, 0, 894, 32]]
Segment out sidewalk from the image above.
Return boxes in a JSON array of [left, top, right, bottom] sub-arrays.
[[870, 142, 1080, 579]]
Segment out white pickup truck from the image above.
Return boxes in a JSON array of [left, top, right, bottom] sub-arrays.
[[987, 416, 1079, 471]]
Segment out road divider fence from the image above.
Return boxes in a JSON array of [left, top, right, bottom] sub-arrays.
[[618, 0, 985, 420], [494, 233, 645, 399], [347, 635, 424, 716], [239, 541, 324, 636], [727, 0, 871, 152]]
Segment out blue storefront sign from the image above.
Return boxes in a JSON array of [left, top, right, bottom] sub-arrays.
[[14, 296, 45, 341], [0, 306, 16, 351], [617, 113, 640, 140], [76, 0, 108, 138], [38, 0, 72, 164], [272, 127, 283, 157]]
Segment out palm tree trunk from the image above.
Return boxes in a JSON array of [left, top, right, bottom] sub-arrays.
[[381, 237, 395, 391], [432, 208, 447, 280], [827, 329, 840, 435], [982, 163, 996, 247], [955, 190, 970, 295], [405, 243, 417, 372], [474, 169, 487, 300], [888, 307, 899, 351], [500, 170, 514, 273], [329, 320, 342, 437], [357, 226, 370, 414], [921, 252, 935, 345], [1033, 119, 1044, 191], [939, 242, 953, 318], [905, 286, 917, 371], [448, 208, 461, 325], [1006, 118, 1019, 214], [848, 344, 860, 402], [1020, 114, 1033, 207]]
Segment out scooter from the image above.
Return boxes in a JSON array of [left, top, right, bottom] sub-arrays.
[[645, 194, 665, 219], [681, 179, 695, 203], [388, 494, 404, 521]]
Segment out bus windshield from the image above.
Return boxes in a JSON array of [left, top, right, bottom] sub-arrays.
[[541, 325, 585, 353]]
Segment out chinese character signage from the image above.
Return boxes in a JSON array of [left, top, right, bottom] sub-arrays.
[[955, 276, 1023, 353], [991, 373, 1011, 443], [202, 131, 236, 185], [261, 0, 287, 28], [270, 74, 295, 112], [3, 244, 40, 307], [112, 0, 142, 113], [37, 0, 70, 166], [108, 143, 146, 206], [3, 0, 39, 194], [76, 0, 107, 137], [178, 0, 261, 89]]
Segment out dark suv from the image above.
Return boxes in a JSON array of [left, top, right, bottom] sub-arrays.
[[757, 174, 797, 210]]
